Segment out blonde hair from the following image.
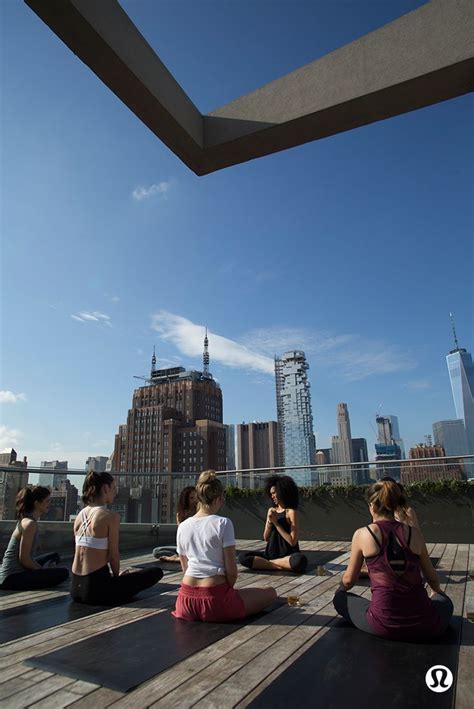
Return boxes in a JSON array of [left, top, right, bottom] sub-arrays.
[[195, 470, 223, 508], [367, 480, 407, 516]]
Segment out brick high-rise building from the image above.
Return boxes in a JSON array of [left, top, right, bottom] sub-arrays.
[[400, 444, 464, 484], [43, 480, 79, 521], [112, 335, 226, 521], [0, 449, 28, 521], [236, 421, 280, 487]]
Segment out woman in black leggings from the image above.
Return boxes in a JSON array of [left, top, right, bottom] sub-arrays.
[[0, 486, 69, 590], [71, 472, 163, 605], [238, 475, 308, 574]]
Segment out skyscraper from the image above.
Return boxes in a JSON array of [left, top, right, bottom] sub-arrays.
[[224, 424, 236, 471], [112, 333, 226, 522], [39, 460, 68, 488], [236, 421, 280, 487], [351, 438, 370, 484], [446, 315, 474, 455], [275, 351, 316, 486], [387, 415, 405, 459], [432, 419, 468, 457], [330, 403, 353, 484], [375, 416, 401, 480]]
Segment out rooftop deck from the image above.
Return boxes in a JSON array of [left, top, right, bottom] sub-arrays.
[[0, 540, 472, 708]]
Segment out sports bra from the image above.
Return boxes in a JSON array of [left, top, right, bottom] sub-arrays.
[[75, 507, 109, 550]]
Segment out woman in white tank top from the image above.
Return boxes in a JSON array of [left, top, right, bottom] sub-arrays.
[[71, 472, 163, 605]]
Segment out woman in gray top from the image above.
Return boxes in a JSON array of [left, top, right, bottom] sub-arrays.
[[0, 485, 69, 590]]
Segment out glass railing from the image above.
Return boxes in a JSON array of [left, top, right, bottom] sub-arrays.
[[0, 455, 473, 524]]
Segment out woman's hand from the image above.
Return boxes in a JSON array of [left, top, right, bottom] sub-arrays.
[[268, 508, 279, 524]]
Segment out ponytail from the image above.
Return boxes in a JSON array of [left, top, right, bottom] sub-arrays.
[[82, 472, 114, 505], [195, 470, 223, 509], [367, 479, 407, 516], [15, 485, 50, 519]]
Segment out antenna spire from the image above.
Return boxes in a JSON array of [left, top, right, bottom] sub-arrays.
[[203, 327, 210, 377], [151, 346, 156, 375], [450, 312, 460, 350]]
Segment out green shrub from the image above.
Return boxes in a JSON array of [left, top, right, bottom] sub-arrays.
[[224, 479, 472, 500]]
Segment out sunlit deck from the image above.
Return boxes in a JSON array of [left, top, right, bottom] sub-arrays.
[[0, 540, 472, 708]]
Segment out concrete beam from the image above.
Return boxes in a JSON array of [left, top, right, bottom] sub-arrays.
[[25, 0, 474, 176]]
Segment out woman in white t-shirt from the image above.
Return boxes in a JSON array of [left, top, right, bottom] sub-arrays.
[[172, 470, 277, 622]]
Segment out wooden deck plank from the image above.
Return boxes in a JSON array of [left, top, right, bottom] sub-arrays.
[[27, 680, 101, 709], [67, 688, 124, 708], [0, 675, 74, 708]]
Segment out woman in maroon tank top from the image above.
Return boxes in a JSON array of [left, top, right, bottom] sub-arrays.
[[333, 480, 453, 641]]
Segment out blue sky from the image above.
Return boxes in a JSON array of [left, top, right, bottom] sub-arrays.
[[1, 0, 473, 471]]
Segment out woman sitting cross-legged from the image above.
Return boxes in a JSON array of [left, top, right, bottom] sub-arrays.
[[0, 485, 69, 591], [152, 485, 197, 562], [71, 472, 163, 606], [359, 476, 420, 578], [172, 470, 277, 622], [333, 479, 454, 641], [238, 475, 308, 574]]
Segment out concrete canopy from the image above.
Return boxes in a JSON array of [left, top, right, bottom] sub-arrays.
[[25, 0, 474, 176]]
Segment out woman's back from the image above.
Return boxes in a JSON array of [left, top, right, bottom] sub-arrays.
[[0, 519, 38, 582], [177, 514, 234, 578], [72, 506, 113, 575], [365, 520, 441, 639]]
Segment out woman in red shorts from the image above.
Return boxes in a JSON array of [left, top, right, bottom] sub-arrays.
[[173, 470, 277, 622]]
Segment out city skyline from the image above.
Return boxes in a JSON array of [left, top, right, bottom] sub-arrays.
[[1, 0, 472, 470]]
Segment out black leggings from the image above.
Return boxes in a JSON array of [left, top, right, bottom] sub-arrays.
[[333, 588, 454, 639], [238, 550, 308, 573], [70, 565, 163, 606], [0, 553, 69, 591]]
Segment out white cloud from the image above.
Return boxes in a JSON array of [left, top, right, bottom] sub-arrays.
[[150, 313, 416, 381], [0, 391, 26, 404], [151, 312, 274, 375], [71, 311, 112, 327], [245, 326, 415, 381], [108, 295, 120, 303], [132, 180, 175, 201], [0, 425, 21, 448]]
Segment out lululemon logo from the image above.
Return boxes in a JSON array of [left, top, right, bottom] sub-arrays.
[[425, 665, 453, 693]]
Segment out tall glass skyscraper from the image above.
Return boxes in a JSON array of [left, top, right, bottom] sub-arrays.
[[447, 334, 474, 455], [275, 351, 316, 486], [432, 419, 468, 456]]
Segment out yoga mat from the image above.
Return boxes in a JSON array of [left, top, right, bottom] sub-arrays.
[[239, 549, 343, 575], [132, 560, 181, 573], [26, 601, 285, 692], [0, 582, 179, 644], [249, 616, 462, 709]]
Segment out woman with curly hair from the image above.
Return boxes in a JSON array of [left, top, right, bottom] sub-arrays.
[[238, 474, 308, 574]]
